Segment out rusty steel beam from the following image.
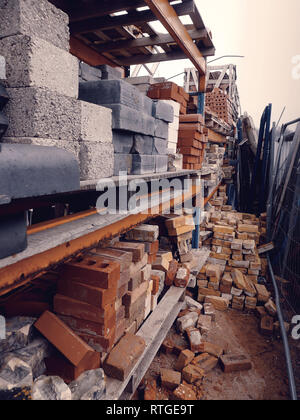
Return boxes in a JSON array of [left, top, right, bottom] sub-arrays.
[[143, 0, 206, 77], [0, 183, 200, 296]]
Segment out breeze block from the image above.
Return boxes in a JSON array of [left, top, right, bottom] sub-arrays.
[[0, 0, 70, 51], [0, 35, 78, 98]]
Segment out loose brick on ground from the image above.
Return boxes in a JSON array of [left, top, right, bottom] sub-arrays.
[[160, 368, 181, 390], [219, 354, 252, 373], [103, 333, 146, 381]]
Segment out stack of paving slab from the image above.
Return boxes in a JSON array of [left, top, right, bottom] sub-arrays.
[[79, 77, 174, 176], [0, 0, 114, 181]]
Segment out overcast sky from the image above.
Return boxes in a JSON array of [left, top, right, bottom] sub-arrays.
[[147, 0, 300, 127]]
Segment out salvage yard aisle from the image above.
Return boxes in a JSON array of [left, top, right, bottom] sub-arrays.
[[0, 0, 298, 402], [140, 310, 291, 400]]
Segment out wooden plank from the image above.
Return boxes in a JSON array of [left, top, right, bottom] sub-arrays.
[[116, 47, 215, 66], [103, 286, 186, 400], [95, 29, 207, 53], [69, 1, 196, 35]]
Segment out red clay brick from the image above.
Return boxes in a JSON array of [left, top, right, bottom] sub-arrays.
[[175, 349, 195, 371], [61, 255, 120, 289], [174, 267, 190, 288], [58, 314, 115, 337], [219, 354, 252, 373], [57, 278, 117, 308], [103, 333, 146, 381], [160, 368, 181, 390], [165, 260, 179, 286], [151, 275, 160, 295], [54, 294, 115, 324], [78, 326, 116, 353], [35, 310, 97, 367], [110, 242, 145, 262], [90, 248, 132, 271], [45, 350, 100, 384]]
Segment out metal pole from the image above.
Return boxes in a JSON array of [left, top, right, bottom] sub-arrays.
[[267, 255, 298, 401]]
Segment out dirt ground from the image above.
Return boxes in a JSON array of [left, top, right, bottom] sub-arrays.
[[139, 308, 299, 401]]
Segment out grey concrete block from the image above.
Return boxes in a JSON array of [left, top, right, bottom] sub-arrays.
[[79, 79, 143, 111], [79, 62, 102, 82], [0, 0, 70, 51], [143, 95, 154, 116], [126, 76, 154, 85], [104, 104, 155, 136], [132, 134, 154, 155], [153, 137, 167, 155], [132, 155, 155, 175], [114, 153, 133, 176], [155, 155, 168, 173], [152, 100, 174, 123], [79, 142, 114, 180], [155, 119, 169, 139], [98, 65, 123, 80], [0, 35, 78, 97], [112, 131, 134, 154], [4, 87, 80, 139], [3, 137, 80, 161], [79, 101, 112, 143]]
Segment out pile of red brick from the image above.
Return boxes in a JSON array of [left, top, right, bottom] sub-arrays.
[[32, 222, 202, 384], [205, 88, 235, 126], [178, 114, 208, 170], [148, 82, 189, 115]]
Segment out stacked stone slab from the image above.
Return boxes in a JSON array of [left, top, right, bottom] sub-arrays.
[[79, 78, 174, 175], [126, 75, 166, 95], [0, 0, 114, 180]]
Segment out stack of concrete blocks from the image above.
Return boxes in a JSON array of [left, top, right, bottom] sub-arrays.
[[0, 0, 114, 181], [79, 62, 123, 83], [126, 76, 166, 95], [79, 78, 174, 176]]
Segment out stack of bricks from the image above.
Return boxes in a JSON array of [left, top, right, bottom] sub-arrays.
[[0, 0, 114, 181], [205, 88, 235, 126], [178, 115, 208, 170], [209, 185, 228, 210], [148, 82, 189, 116], [164, 214, 195, 264], [49, 223, 166, 380], [53, 253, 121, 357], [123, 224, 162, 329], [197, 194, 279, 335]]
